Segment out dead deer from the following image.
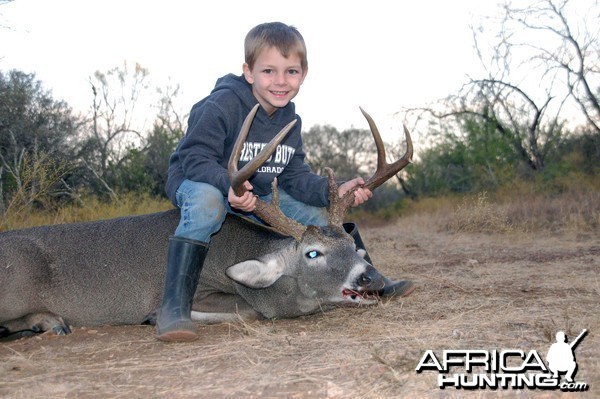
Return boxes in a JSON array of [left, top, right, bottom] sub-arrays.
[[0, 105, 412, 339]]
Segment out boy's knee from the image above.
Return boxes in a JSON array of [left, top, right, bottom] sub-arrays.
[[191, 185, 227, 222], [202, 193, 227, 222], [178, 181, 227, 227]]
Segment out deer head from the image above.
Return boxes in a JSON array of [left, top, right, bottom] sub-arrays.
[[221, 104, 414, 314]]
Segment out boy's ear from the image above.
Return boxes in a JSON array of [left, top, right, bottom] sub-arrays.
[[243, 63, 254, 84]]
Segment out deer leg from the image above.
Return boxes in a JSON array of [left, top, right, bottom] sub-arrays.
[[343, 222, 415, 298], [0, 312, 71, 340], [192, 292, 263, 323]]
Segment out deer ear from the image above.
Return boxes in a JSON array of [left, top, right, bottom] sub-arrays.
[[226, 257, 284, 288]]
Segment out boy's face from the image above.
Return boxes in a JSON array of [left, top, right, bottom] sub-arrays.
[[243, 46, 307, 117]]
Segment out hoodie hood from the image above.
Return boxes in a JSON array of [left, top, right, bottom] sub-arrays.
[[211, 74, 297, 126]]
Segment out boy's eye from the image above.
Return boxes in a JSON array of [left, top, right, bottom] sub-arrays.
[[262, 69, 273, 74], [288, 69, 299, 75]]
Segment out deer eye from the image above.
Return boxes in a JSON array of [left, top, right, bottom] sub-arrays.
[[306, 250, 322, 259]]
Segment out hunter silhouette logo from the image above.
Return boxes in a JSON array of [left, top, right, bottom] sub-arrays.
[[415, 329, 589, 391], [547, 329, 587, 383]]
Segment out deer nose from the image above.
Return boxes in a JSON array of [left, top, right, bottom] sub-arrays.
[[358, 274, 372, 285], [357, 265, 385, 289]]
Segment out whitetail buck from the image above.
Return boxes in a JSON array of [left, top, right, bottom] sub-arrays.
[[0, 106, 413, 339]]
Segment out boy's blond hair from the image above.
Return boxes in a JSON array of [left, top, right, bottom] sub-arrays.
[[244, 22, 308, 71]]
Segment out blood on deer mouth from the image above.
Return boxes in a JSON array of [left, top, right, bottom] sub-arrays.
[[342, 288, 380, 302]]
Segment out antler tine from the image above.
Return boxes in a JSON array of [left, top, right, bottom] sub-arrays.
[[228, 104, 260, 194], [228, 105, 306, 241], [327, 108, 414, 226], [360, 108, 413, 192], [326, 167, 354, 227], [229, 104, 298, 196], [359, 107, 388, 174]]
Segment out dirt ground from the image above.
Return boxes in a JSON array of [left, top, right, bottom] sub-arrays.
[[1, 215, 598, 399]]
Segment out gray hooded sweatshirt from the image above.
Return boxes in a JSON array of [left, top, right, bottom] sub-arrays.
[[166, 74, 329, 207]]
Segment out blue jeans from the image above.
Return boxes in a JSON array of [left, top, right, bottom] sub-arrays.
[[174, 179, 328, 242]]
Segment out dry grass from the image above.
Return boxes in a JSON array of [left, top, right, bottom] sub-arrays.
[[1, 206, 599, 398], [403, 178, 600, 234], [444, 192, 513, 233], [0, 194, 173, 232], [1, 181, 599, 397]]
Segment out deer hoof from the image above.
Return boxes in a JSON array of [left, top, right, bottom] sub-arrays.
[[0, 312, 71, 339]]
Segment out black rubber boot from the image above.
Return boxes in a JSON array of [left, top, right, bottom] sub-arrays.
[[156, 236, 208, 342], [343, 222, 415, 298]]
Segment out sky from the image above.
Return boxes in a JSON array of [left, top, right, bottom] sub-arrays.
[[0, 0, 502, 142]]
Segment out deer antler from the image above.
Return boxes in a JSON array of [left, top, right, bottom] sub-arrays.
[[229, 104, 307, 241], [229, 105, 413, 237], [327, 108, 413, 226]]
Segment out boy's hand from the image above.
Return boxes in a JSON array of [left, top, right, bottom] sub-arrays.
[[228, 181, 257, 212], [338, 177, 373, 207]]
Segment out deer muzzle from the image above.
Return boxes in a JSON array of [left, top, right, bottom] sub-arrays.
[[357, 264, 385, 291], [341, 264, 385, 303]]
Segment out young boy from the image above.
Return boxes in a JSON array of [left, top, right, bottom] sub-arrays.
[[156, 22, 410, 342]]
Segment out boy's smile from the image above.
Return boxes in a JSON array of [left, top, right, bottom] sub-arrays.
[[243, 46, 307, 116]]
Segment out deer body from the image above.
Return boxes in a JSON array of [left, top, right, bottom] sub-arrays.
[[0, 209, 383, 336], [0, 210, 179, 328]]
